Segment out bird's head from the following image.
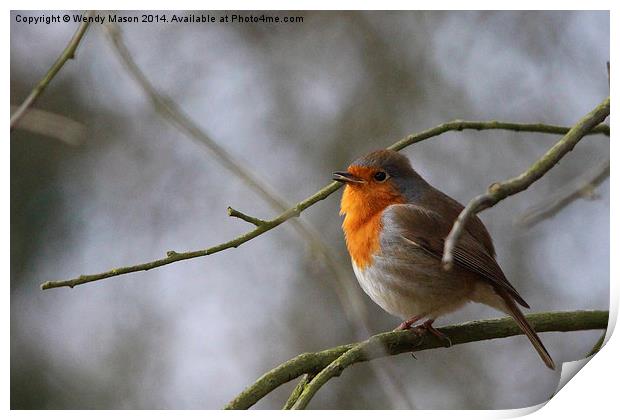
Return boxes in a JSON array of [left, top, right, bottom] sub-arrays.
[[333, 149, 423, 219]]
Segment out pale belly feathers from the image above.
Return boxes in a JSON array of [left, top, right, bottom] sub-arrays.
[[351, 256, 474, 321]]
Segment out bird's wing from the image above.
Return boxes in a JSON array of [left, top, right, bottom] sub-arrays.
[[383, 204, 529, 308]]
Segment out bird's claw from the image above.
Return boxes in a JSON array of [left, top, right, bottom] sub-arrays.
[[397, 320, 452, 348], [422, 322, 452, 348]]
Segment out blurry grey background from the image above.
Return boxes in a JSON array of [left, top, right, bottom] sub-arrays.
[[10, 10, 609, 409]]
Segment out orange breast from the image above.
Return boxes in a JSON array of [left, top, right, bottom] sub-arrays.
[[343, 211, 384, 269], [340, 179, 405, 269]]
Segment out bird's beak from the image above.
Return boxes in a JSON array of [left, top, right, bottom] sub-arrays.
[[332, 171, 365, 184]]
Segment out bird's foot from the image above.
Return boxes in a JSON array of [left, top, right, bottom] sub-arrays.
[[396, 318, 452, 348], [419, 320, 452, 348], [394, 315, 424, 331]]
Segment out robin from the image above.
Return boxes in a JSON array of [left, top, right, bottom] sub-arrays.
[[333, 149, 555, 369]]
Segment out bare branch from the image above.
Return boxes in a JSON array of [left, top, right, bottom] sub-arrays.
[[227, 206, 269, 227], [40, 117, 609, 290], [515, 159, 609, 228], [225, 310, 608, 409], [442, 97, 610, 269], [10, 11, 93, 129], [387, 120, 608, 152]]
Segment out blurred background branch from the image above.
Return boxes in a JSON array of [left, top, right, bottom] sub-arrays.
[[226, 310, 608, 409], [10, 11, 93, 129], [515, 159, 610, 228], [10, 106, 86, 146]]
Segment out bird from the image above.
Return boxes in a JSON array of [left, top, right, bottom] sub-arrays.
[[333, 149, 555, 369]]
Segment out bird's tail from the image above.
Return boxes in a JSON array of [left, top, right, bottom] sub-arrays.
[[500, 292, 556, 370]]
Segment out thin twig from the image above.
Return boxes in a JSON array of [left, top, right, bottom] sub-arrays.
[[224, 310, 608, 409], [442, 97, 610, 269], [40, 118, 609, 290], [10, 11, 93, 129], [515, 159, 610, 228], [387, 121, 608, 152], [227, 207, 269, 227]]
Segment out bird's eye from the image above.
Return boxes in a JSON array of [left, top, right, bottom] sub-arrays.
[[373, 171, 388, 182]]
